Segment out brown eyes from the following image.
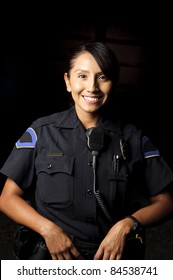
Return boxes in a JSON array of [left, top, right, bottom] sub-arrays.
[[78, 74, 107, 81]]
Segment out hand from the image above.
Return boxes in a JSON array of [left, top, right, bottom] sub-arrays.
[[94, 218, 133, 260], [42, 224, 84, 260]]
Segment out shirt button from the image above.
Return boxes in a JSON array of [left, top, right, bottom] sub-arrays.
[[47, 163, 52, 169], [87, 189, 93, 195]]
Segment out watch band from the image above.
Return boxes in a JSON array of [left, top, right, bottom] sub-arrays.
[[126, 215, 142, 233]]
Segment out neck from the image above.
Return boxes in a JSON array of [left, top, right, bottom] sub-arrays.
[[82, 117, 100, 129], [75, 107, 101, 129]]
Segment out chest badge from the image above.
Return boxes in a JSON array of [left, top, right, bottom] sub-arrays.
[[120, 137, 128, 161]]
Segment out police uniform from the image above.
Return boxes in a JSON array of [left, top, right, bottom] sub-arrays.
[[1, 106, 173, 258]]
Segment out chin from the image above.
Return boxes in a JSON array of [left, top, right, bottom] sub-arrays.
[[85, 107, 103, 114]]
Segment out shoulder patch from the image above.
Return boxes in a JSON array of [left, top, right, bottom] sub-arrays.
[[142, 135, 160, 158], [15, 127, 37, 149]]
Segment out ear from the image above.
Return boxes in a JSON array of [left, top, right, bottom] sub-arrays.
[[64, 73, 71, 92]]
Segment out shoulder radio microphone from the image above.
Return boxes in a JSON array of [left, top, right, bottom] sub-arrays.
[[86, 127, 104, 169]]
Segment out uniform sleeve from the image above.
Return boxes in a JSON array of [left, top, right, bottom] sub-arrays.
[[0, 126, 37, 190], [142, 135, 173, 196]]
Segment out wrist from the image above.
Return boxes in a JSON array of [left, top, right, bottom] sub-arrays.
[[39, 220, 62, 238], [125, 215, 142, 233]]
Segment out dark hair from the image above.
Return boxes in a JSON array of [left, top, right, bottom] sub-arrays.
[[65, 41, 120, 85]]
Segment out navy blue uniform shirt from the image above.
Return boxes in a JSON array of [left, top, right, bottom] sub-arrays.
[[1, 106, 173, 243]]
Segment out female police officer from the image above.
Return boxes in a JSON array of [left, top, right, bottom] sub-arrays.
[[0, 41, 173, 260]]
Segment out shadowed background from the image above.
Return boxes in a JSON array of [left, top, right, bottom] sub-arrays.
[[1, 2, 173, 259]]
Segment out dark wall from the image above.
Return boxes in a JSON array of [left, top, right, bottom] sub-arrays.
[[1, 5, 173, 170]]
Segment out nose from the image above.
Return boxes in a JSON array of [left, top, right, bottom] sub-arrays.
[[86, 78, 99, 93]]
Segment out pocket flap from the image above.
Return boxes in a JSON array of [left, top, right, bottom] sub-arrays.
[[35, 155, 74, 175]]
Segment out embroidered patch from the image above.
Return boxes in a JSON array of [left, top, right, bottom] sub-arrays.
[[142, 135, 160, 158], [15, 127, 37, 149]]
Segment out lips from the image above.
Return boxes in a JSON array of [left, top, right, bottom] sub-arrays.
[[82, 95, 102, 104]]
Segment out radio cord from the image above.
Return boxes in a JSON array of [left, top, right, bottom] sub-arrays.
[[92, 151, 114, 224]]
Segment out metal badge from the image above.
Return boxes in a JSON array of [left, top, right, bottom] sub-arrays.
[[120, 137, 128, 161]]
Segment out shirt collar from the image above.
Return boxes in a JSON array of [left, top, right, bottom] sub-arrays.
[[54, 106, 79, 128], [54, 106, 121, 133]]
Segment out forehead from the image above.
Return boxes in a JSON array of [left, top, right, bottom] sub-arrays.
[[71, 51, 101, 71]]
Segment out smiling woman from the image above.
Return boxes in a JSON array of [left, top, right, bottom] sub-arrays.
[[63, 42, 119, 128], [0, 41, 173, 260], [64, 51, 113, 128]]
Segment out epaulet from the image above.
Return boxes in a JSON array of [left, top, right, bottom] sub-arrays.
[[32, 112, 61, 128]]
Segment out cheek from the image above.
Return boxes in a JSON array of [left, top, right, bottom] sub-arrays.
[[102, 85, 112, 97], [100, 81, 112, 92], [65, 77, 83, 93], [70, 81, 84, 93], [106, 82, 113, 92]]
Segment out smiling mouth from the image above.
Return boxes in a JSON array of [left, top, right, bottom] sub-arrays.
[[82, 95, 102, 104]]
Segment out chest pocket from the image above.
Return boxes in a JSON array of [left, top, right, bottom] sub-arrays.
[[35, 155, 75, 208]]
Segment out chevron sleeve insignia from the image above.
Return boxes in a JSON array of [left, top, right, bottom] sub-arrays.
[[15, 127, 37, 149], [142, 135, 160, 158]]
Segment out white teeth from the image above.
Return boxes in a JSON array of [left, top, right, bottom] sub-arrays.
[[83, 96, 99, 101]]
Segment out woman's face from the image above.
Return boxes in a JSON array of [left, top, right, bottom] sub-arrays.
[[64, 52, 113, 118]]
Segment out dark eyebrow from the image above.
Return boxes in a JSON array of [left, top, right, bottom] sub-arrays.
[[74, 69, 89, 73], [75, 69, 104, 76]]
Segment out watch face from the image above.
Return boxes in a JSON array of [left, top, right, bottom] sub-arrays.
[[126, 216, 142, 232], [133, 220, 138, 230]]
